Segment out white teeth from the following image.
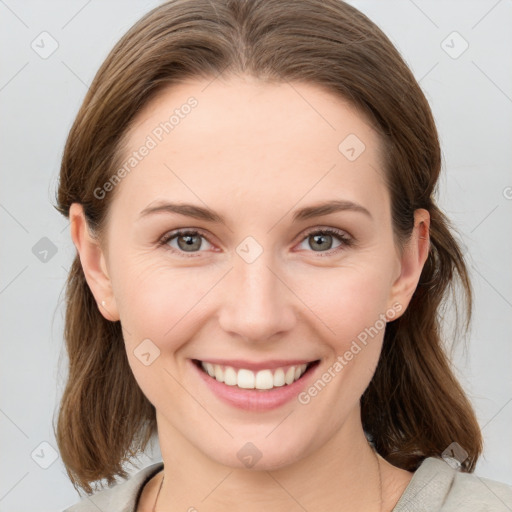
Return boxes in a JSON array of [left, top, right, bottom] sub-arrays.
[[285, 367, 295, 385], [255, 369, 273, 390], [214, 365, 224, 383], [200, 361, 309, 390], [273, 368, 285, 387], [237, 369, 255, 389], [223, 366, 237, 386], [204, 362, 215, 377]]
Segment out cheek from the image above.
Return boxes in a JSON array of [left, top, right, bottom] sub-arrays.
[[295, 268, 392, 404], [292, 262, 394, 397], [294, 261, 394, 338], [116, 264, 208, 405], [114, 259, 217, 344]]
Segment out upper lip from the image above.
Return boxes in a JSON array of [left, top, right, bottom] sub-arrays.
[[193, 358, 319, 371]]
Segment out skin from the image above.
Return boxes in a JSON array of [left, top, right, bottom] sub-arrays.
[[70, 75, 430, 511]]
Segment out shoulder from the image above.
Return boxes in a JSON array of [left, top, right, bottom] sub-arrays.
[[61, 462, 164, 512], [393, 457, 512, 512]]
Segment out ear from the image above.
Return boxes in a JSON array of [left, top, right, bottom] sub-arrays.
[[69, 203, 120, 322], [387, 208, 430, 318]]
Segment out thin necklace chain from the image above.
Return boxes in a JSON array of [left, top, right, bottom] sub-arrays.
[[152, 472, 164, 512], [374, 448, 384, 512], [153, 450, 383, 511]]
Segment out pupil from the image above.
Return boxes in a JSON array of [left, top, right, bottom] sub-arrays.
[[311, 234, 331, 251], [179, 234, 200, 251]]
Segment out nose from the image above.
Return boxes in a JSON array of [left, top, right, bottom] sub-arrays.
[[217, 245, 296, 343]]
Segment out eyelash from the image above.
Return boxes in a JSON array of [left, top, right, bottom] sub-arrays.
[[157, 227, 354, 258]]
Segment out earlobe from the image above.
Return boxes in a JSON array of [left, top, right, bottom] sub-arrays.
[[387, 209, 430, 317], [69, 203, 120, 322]]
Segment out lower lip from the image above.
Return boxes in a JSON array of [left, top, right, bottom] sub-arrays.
[[190, 359, 320, 411]]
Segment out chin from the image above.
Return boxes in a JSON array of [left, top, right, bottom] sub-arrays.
[[198, 430, 315, 472]]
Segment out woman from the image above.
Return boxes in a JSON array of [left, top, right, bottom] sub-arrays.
[[55, 0, 512, 510]]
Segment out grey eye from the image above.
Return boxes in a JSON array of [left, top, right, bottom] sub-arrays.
[[297, 231, 345, 253], [165, 231, 213, 253]]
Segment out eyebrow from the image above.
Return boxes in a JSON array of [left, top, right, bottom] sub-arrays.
[[138, 199, 372, 223]]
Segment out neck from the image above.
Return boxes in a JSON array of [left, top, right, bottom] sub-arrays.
[[154, 408, 386, 512]]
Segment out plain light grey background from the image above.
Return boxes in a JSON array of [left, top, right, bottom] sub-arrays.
[[0, 0, 511, 510]]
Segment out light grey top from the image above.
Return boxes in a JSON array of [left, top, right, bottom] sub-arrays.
[[62, 457, 512, 511]]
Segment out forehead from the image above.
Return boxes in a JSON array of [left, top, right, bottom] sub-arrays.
[[126, 75, 379, 156], [110, 76, 388, 223]]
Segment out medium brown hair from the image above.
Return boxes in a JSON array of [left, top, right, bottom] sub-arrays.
[[54, 0, 482, 494]]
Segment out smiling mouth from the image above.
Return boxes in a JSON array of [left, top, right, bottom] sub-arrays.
[[192, 359, 321, 391]]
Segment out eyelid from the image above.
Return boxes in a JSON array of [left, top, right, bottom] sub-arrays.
[[299, 225, 352, 241], [158, 227, 210, 245]]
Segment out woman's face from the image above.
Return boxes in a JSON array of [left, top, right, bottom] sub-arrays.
[[76, 75, 427, 470]]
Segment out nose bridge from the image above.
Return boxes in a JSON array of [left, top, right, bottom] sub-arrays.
[[218, 237, 295, 341]]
